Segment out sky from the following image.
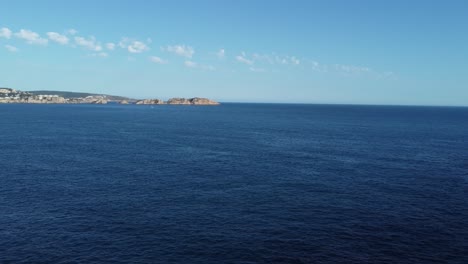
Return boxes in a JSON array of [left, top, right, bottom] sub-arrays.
[[1, 0, 467, 105]]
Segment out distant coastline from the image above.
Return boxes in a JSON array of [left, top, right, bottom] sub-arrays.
[[0, 88, 219, 105]]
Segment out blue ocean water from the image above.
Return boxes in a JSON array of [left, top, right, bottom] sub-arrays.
[[0, 103, 467, 263]]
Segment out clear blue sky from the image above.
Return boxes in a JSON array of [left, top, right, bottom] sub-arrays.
[[1, 0, 467, 105]]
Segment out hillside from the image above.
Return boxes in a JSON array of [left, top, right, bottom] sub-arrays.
[[27, 90, 133, 101]]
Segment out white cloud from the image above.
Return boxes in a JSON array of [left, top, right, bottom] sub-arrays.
[[274, 55, 300, 65], [290, 56, 300, 65], [128, 41, 148, 53], [236, 54, 253, 65], [150, 56, 168, 64], [67, 29, 78, 35], [0, 27, 12, 39], [165, 45, 194, 58], [377, 71, 397, 80], [118, 38, 129, 48], [74, 36, 102, 51], [5, 45, 18, 52], [184, 60, 214, 71], [335, 64, 371, 74], [90, 52, 108, 57], [15, 29, 48, 45], [217, 49, 225, 59], [249, 67, 266, 72], [106, 43, 115, 50], [251, 53, 301, 66], [253, 53, 274, 64], [203, 65, 215, 71], [297, 59, 379, 75], [382, 71, 394, 77], [118, 38, 149, 53], [184, 60, 197, 68], [277, 56, 288, 64], [308, 60, 327, 72], [47, 32, 69, 45]]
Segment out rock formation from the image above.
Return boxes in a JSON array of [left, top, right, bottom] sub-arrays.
[[132, 97, 220, 105], [165, 97, 220, 105], [189, 97, 220, 105], [135, 99, 165, 105], [166, 98, 191, 105], [93, 98, 108, 104]]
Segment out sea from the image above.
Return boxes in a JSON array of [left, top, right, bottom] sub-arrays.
[[0, 103, 467, 264]]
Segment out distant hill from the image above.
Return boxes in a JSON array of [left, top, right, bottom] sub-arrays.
[[27, 90, 133, 101], [0, 87, 15, 91]]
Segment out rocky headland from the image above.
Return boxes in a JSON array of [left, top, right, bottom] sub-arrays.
[[0, 88, 220, 105]]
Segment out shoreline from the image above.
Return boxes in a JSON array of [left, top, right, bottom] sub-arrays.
[[0, 88, 220, 105]]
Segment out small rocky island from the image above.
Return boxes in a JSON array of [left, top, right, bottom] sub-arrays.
[[0, 88, 220, 105], [135, 97, 219, 105]]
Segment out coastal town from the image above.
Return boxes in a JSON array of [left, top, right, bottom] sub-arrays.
[[0, 88, 220, 105]]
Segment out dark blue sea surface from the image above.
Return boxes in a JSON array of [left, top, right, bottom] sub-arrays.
[[0, 103, 467, 263]]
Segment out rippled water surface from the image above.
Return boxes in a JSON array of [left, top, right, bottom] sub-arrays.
[[0, 103, 467, 263]]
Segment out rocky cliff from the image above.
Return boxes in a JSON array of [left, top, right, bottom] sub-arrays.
[[92, 98, 108, 104], [188, 97, 220, 105], [135, 99, 165, 105], [166, 98, 191, 105], [165, 97, 219, 105]]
